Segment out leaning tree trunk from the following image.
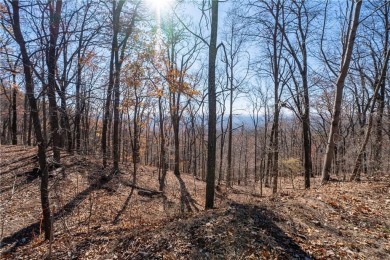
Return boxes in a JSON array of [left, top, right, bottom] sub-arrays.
[[10, 0, 51, 240], [350, 49, 389, 181], [321, 0, 362, 184]]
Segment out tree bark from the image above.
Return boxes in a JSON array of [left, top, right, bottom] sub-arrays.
[[218, 109, 226, 185], [271, 108, 279, 194], [271, 0, 283, 194], [9, 0, 51, 240], [102, 0, 124, 168], [102, 48, 115, 167], [23, 95, 28, 145], [373, 3, 389, 173], [321, 0, 362, 184], [226, 77, 233, 187], [46, 0, 62, 164], [158, 96, 168, 191], [11, 73, 17, 145], [205, 0, 219, 209]]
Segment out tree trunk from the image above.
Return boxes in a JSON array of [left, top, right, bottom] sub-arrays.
[[218, 113, 225, 185], [59, 88, 72, 153], [373, 80, 385, 173], [46, 0, 62, 164], [373, 4, 389, 173], [271, 107, 279, 194], [42, 90, 47, 142], [237, 130, 244, 185], [302, 110, 312, 188], [205, 0, 219, 209], [158, 96, 168, 191], [226, 86, 233, 187], [1, 118, 8, 145], [113, 68, 121, 171], [11, 73, 17, 145], [201, 111, 205, 180], [27, 109, 32, 146], [23, 95, 28, 145], [10, 0, 51, 240], [74, 58, 82, 153], [173, 113, 180, 176], [112, 0, 138, 172], [321, 0, 362, 184], [102, 48, 115, 167], [130, 94, 141, 184], [244, 133, 249, 187], [102, 0, 128, 168], [191, 111, 197, 177], [254, 125, 258, 183]]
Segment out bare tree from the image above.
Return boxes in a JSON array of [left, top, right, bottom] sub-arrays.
[[3, 0, 52, 240], [248, 84, 268, 195], [222, 7, 249, 188], [247, 0, 287, 193], [279, 0, 319, 188], [102, 0, 140, 171], [205, 0, 219, 209], [350, 36, 389, 180], [0, 37, 19, 145], [321, 0, 363, 184], [45, 0, 63, 164], [162, 18, 202, 177]]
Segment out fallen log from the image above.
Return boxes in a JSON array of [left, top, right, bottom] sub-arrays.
[[138, 190, 163, 198], [120, 179, 164, 197]]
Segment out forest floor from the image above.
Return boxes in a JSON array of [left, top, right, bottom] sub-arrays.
[[0, 145, 389, 259]]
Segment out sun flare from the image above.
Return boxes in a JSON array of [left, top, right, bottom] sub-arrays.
[[146, 0, 173, 12]]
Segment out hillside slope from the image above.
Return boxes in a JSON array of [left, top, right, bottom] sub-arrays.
[[1, 145, 389, 259]]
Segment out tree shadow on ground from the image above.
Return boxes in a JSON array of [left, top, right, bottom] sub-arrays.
[[115, 202, 311, 259], [0, 165, 111, 253], [0, 168, 41, 194], [174, 174, 200, 213], [112, 187, 135, 225], [189, 202, 310, 259]]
